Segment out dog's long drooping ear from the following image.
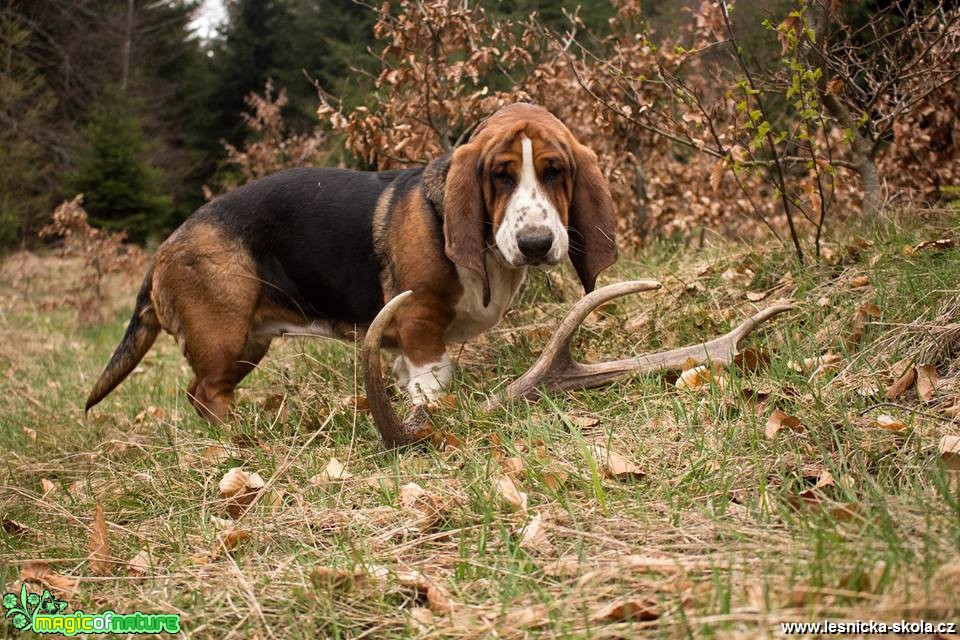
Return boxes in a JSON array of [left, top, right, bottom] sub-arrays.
[[444, 141, 491, 306], [569, 143, 617, 293]]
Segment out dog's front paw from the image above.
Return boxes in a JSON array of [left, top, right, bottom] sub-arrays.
[[399, 355, 453, 404]]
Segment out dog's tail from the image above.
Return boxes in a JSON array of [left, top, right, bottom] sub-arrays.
[[85, 265, 161, 412]]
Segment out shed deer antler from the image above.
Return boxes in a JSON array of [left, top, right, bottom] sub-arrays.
[[363, 281, 794, 447]]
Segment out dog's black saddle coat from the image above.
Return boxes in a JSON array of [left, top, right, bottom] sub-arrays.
[[194, 166, 427, 324]]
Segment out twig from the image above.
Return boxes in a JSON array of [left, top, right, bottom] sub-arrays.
[[858, 402, 955, 423]]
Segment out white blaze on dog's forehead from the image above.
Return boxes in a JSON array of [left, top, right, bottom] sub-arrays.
[[520, 136, 537, 188]]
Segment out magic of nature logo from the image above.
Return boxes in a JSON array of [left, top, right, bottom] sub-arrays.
[[3, 585, 180, 635]]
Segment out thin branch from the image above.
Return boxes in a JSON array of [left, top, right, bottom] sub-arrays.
[[720, 0, 804, 263]]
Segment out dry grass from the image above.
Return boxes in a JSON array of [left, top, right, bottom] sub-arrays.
[[1, 208, 959, 638]]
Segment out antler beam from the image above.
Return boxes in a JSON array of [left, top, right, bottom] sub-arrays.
[[362, 281, 794, 447]]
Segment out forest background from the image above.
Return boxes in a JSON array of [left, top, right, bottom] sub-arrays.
[[3, 0, 956, 256]]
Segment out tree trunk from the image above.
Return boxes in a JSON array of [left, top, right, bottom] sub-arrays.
[[627, 138, 648, 238], [121, 0, 134, 92], [810, 5, 882, 218]]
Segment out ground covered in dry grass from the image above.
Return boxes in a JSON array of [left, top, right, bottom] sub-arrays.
[[2, 209, 960, 638]]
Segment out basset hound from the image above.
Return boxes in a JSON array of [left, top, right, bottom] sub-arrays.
[[85, 103, 617, 421]]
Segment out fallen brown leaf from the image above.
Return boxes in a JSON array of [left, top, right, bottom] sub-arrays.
[[518, 512, 553, 554], [134, 406, 165, 423], [40, 478, 56, 496], [430, 431, 462, 451], [846, 303, 880, 348], [564, 413, 600, 429], [127, 549, 152, 576], [734, 347, 770, 372], [425, 393, 457, 411], [218, 467, 266, 519], [916, 363, 937, 403], [885, 366, 916, 400], [339, 394, 368, 412], [310, 457, 353, 487], [913, 237, 956, 253], [211, 528, 250, 559], [311, 565, 366, 590], [397, 570, 456, 614], [398, 482, 448, 531], [542, 465, 569, 492], [675, 365, 714, 389], [849, 275, 870, 288], [788, 353, 844, 374], [861, 303, 881, 317], [263, 393, 289, 420], [870, 414, 907, 431], [88, 502, 111, 575], [709, 159, 724, 192], [508, 604, 550, 629], [408, 607, 434, 631], [940, 435, 960, 471], [543, 556, 583, 577], [745, 290, 768, 302], [20, 562, 79, 597], [591, 597, 660, 622], [201, 445, 230, 464], [622, 554, 685, 575], [589, 443, 644, 480], [492, 474, 528, 513], [829, 502, 862, 522], [2, 518, 28, 536], [426, 582, 455, 614], [765, 407, 803, 439], [500, 456, 524, 476], [799, 469, 836, 503]]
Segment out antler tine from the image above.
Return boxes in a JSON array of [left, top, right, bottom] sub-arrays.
[[484, 279, 663, 410], [485, 288, 794, 410], [364, 283, 794, 447], [362, 290, 432, 448]]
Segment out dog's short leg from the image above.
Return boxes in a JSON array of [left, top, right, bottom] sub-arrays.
[[392, 355, 410, 388], [401, 353, 452, 403], [152, 227, 266, 423], [392, 292, 455, 404], [187, 338, 269, 422]]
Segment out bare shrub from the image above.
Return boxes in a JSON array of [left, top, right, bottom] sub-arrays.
[[38, 195, 143, 325], [211, 79, 326, 196]]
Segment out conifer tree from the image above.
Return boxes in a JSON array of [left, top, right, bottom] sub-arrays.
[[69, 88, 173, 243], [0, 9, 56, 248]]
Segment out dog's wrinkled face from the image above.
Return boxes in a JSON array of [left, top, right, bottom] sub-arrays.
[[444, 103, 617, 303], [485, 131, 571, 267]]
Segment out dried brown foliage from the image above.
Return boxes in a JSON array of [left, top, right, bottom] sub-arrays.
[[265, 0, 957, 249], [311, 0, 860, 249], [213, 79, 326, 195], [814, 2, 960, 204], [316, 0, 547, 167], [38, 195, 143, 324]]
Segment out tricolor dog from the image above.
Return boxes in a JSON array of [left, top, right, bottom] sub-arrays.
[[85, 103, 617, 421]]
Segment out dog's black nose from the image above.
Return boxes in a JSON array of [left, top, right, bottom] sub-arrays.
[[517, 230, 553, 261]]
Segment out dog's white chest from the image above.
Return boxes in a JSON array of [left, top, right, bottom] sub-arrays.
[[446, 256, 526, 344]]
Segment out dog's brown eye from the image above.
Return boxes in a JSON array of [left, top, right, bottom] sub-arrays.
[[542, 166, 563, 181], [494, 169, 514, 185]]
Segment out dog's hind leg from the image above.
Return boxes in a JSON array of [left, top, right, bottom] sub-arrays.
[[152, 222, 265, 423], [185, 337, 270, 420]]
